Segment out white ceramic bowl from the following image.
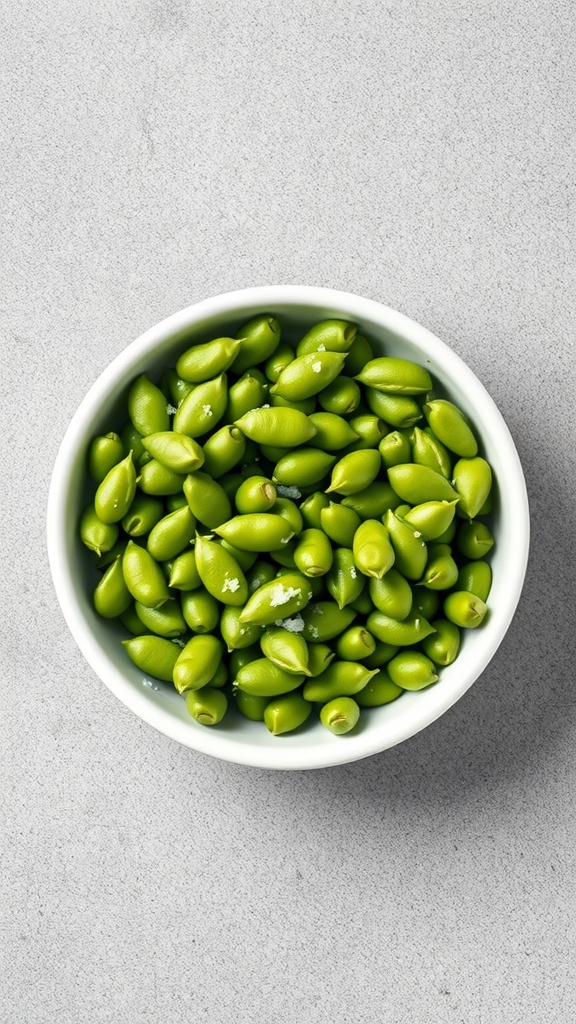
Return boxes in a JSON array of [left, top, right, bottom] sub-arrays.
[[47, 286, 529, 770]]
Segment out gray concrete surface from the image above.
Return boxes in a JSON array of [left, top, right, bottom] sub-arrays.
[[1, 1, 575, 1021]]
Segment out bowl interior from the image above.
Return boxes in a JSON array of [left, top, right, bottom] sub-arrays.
[[48, 288, 529, 769]]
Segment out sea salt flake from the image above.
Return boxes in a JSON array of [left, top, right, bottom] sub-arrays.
[[312, 361, 322, 373], [311, 605, 323, 615], [277, 485, 301, 499], [202, 404, 213, 417], [275, 614, 305, 633], [413, 530, 422, 539], [222, 577, 241, 594], [317, 343, 326, 351], [166, 403, 178, 415], [310, 626, 319, 639], [250, 577, 263, 591], [171, 638, 186, 647], [269, 584, 302, 608], [349, 566, 357, 579], [262, 403, 271, 408]]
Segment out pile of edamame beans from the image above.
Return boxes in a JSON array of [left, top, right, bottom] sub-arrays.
[[80, 315, 495, 737]]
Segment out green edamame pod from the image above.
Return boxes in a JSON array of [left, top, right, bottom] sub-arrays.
[[271, 497, 304, 534], [369, 569, 413, 620], [457, 561, 492, 602], [239, 573, 313, 626], [264, 343, 295, 383], [306, 643, 336, 676], [183, 471, 231, 529], [317, 376, 361, 415], [301, 602, 357, 643], [341, 482, 401, 520], [411, 588, 441, 620], [95, 452, 137, 524], [320, 502, 362, 548], [457, 521, 495, 560], [387, 651, 438, 690], [363, 641, 400, 669], [225, 371, 268, 421], [271, 351, 347, 401], [121, 635, 181, 682], [402, 500, 459, 541], [379, 430, 412, 469], [176, 336, 241, 383], [299, 492, 330, 529], [173, 634, 224, 694], [264, 693, 312, 735], [147, 506, 196, 562], [215, 513, 293, 552], [185, 687, 228, 725], [173, 373, 228, 437], [137, 459, 186, 496], [353, 520, 395, 579], [365, 389, 422, 429], [326, 548, 365, 608], [367, 609, 435, 646], [326, 449, 381, 496], [201, 425, 246, 478], [93, 557, 132, 618], [235, 406, 316, 447], [319, 697, 360, 735], [294, 528, 333, 577], [307, 412, 359, 450], [419, 551, 459, 590], [235, 476, 277, 514], [128, 374, 170, 436], [234, 658, 304, 697], [411, 426, 452, 479], [181, 588, 220, 633], [194, 533, 248, 606], [355, 357, 432, 395], [296, 319, 357, 356], [388, 464, 459, 504], [122, 540, 169, 609], [260, 626, 310, 675], [134, 599, 187, 638], [80, 505, 119, 556], [141, 432, 204, 474], [345, 415, 387, 451], [335, 626, 376, 662], [235, 690, 270, 722], [423, 400, 478, 457], [443, 591, 488, 628], [162, 369, 194, 406], [303, 662, 377, 702], [121, 495, 164, 537], [234, 314, 282, 374], [422, 619, 461, 666], [356, 670, 403, 707], [452, 457, 492, 520], [273, 449, 336, 487], [88, 432, 124, 483], [168, 549, 201, 591], [220, 605, 263, 651], [383, 509, 428, 580], [343, 333, 374, 376]]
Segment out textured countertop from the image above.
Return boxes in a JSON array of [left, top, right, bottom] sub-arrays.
[[2, 2, 575, 1021]]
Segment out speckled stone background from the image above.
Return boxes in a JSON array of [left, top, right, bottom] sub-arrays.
[[2, 1, 575, 1021]]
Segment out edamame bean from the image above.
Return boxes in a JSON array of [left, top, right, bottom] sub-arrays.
[[176, 336, 241, 383], [303, 662, 377, 702], [383, 508, 428, 580], [168, 549, 201, 591], [346, 415, 387, 451], [147, 505, 196, 562], [181, 588, 220, 633], [121, 635, 182, 681], [344, 333, 374, 376], [443, 591, 488, 628], [320, 502, 362, 548], [137, 459, 186, 495], [319, 697, 360, 734], [369, 569, 413, 620], [341, 482, 401, 520], [299, 492, 330, 529], [141, 432, 205, 474], [80, 505, 119, 556], [235, 476, 277, 514], [239, 573, 313, 626], [317, 376, 361, 415], [173, 374, 228, 437], [270, 393, 317, 415], [162, 369, 194, 406], [215, 513, 293, 552], [122, 540, 170, 609], [120, 604, 149, 636], [225, 371, 268, 421], [457, 561, 492, 602], [411, 427, 452, 479], [271, 351, 347, 401], [355, 357, 432, 395], [235, 407, 317, 446], [93, 557, 132, 618], [363, 642, 400, 669], [194, 533, 248, 606], [422, 619, 461, 665], [260, 626, 310, 675], [365, 389, 423, 429], [367, 610, 435, 645], [411, 588, 441, 621], [301, 602, 356, 642], [173, 635, 224, 694], [326, 547, 366, 609], [326, 449, 381, 496], [379, 430, 412, 469], [235, 690, 270, 722], [220, 605, 263, 650], [273, 449, 336, 487], [452, 457, 492, 519], [121, 495, 164, 537], [457, 521, 495, 560], [353, 520, 395, 579], [387, 651, 438, 690], [306, 643, 336, 676], [134, 599, 187, 638], [185, 687, 228, 725], [294, 528, 333, 577], [423, 400, 478, 457], [402, 499, 458, 541], [355, 670, 403, 707], [88, 432, 124, 483], [307, 412, 359, 450], [95, 452, 137, 524], [201, 425, 246, 478], [234, 658, 304, 696], [388, 464, 459, 504], [296, 319, 357, 355], [419, 551, 459, 590], [335, 626, 376, 662], [128, 374, 170, 436], [264, 693, 312, 734], [183, 471, 232, 528], [234, 314, 282, 373]]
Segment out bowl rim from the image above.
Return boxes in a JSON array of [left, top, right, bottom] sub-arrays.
[[47, 286, 530, 770]]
